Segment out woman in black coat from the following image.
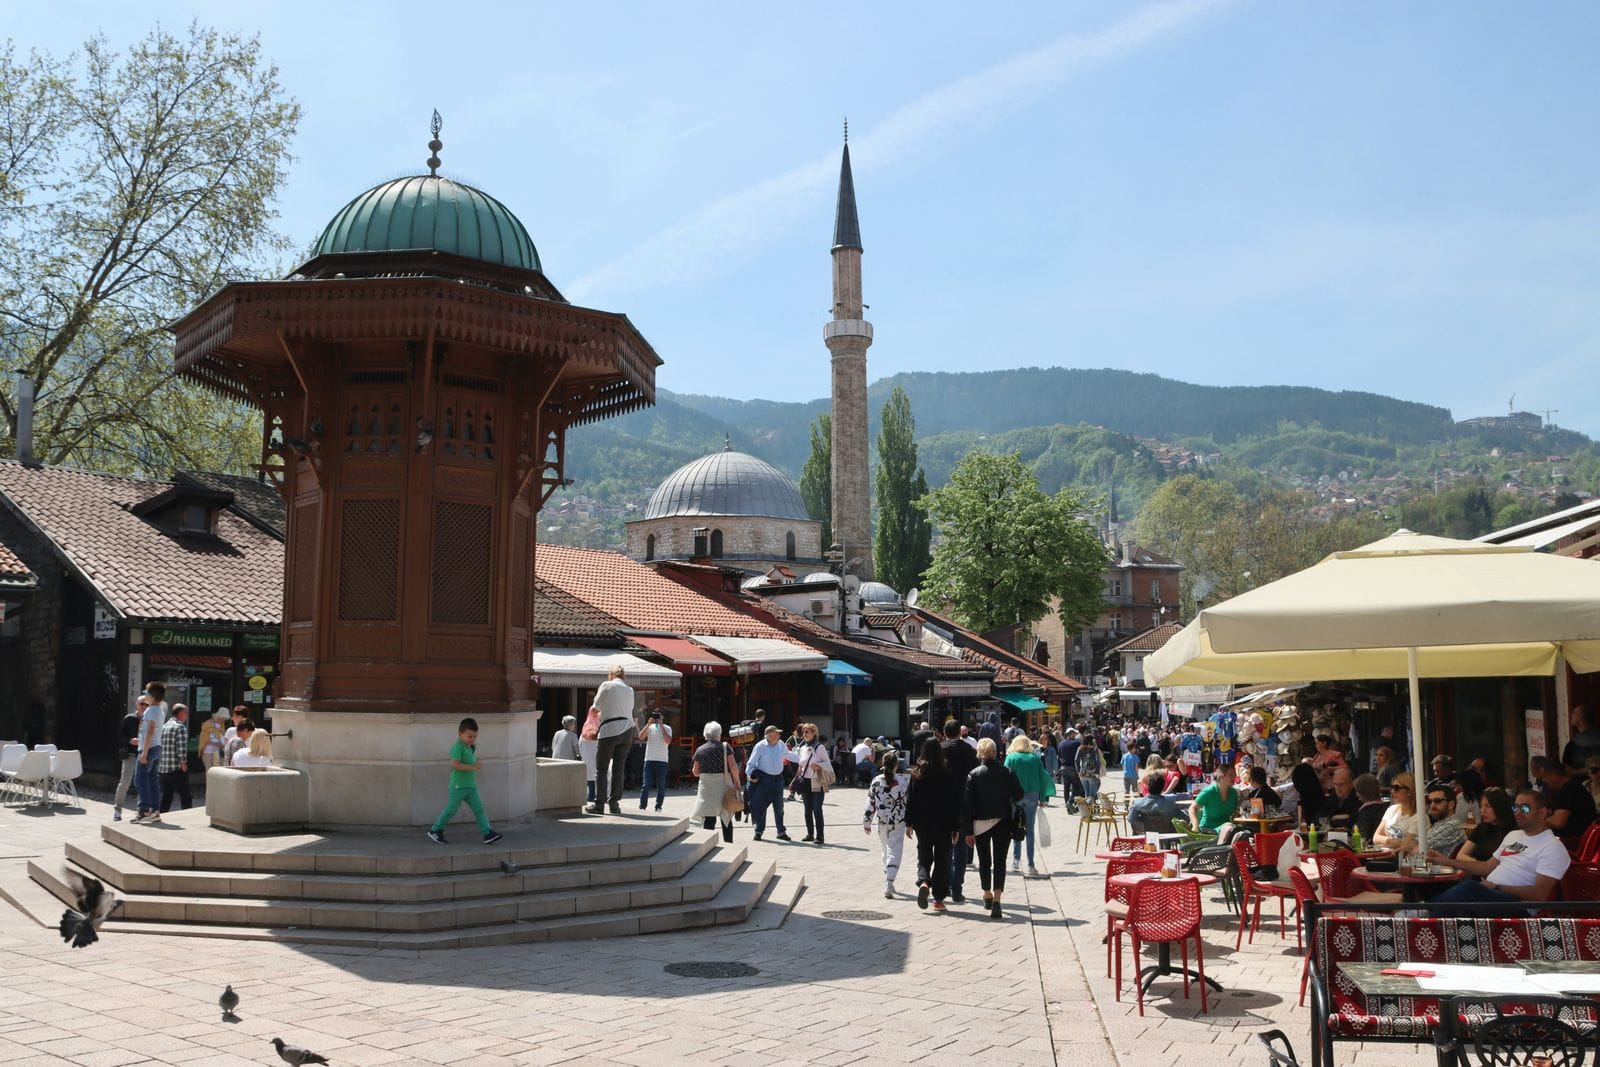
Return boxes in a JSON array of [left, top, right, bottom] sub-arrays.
[[905, 738, 961, 912], [964, 737, 1024, 920]]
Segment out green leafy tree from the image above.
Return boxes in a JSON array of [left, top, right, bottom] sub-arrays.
[[799, 413, 831, 549], [920, 450, 1106, 648], [0, 24, 300, 474], [873, 387, 931, 593]]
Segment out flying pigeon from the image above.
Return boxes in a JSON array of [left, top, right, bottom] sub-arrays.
[[270, 1037, 330, 1065], [499, 860, 521, 876], [57, 871, 118, 949], [219, 984, 239, 1020]]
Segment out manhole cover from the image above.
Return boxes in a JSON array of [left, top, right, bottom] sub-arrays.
[[821, 910, 892, 921], [664, 961, 759, 979]]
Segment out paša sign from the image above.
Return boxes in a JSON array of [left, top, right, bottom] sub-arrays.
[[148, 628, 233, 649]]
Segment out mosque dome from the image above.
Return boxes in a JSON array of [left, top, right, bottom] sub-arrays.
[[644, 446, 809, 521], [859, 581, 901, 604], [311, 174, 541, 273]]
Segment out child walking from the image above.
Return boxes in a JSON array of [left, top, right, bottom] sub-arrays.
[[427, 718, 504, 845], [862, 751, 910, 899]]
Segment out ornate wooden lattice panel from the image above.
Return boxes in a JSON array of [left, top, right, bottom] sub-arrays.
[[435, 380, 498, 465], [343, 388, 407, 456], [430, 501, 492, 626], [337, 498, 400, 621], [290, 498, 321, 624]]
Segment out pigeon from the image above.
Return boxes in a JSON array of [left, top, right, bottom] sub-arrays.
[[270, 1037, 330, 1065], [58, 871, 118, 949], [499, 860, 521, 876], [219, 984, 239, 1020]]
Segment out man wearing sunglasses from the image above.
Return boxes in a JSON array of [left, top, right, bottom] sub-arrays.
[[1421, 785, 1467, 860], [1428, 790, 1570, 903]]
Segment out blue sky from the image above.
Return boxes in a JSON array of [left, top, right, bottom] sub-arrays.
[[9, 1, 1600, 434]]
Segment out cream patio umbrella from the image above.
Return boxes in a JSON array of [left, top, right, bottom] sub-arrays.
[[1145, 529, 1600, 857]]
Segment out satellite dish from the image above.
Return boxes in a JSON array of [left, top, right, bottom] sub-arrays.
[[905, 587, 919, 607]]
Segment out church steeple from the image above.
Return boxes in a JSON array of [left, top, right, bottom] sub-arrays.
[[832, 124, 862, 252], [824, 125, 873, 580]]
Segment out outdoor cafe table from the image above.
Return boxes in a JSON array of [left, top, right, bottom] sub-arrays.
[[1342, 960, 1600, 998], [1352, 864, 1466, 902], [1096, 849, 1180, 861], [1233, 813, 1297, 834], [1110, 872, 1223, 993]]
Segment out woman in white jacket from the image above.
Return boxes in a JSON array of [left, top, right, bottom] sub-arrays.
[[790, 722, 834, 845], [862, 751, 909, 898]]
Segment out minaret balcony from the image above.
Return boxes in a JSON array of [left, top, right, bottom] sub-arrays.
[[823, 319, 873, 343]]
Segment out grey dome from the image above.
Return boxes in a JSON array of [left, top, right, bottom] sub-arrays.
[[644, 447, 809, 521], [860, 581, 900, 604], [803, 572, 840, 585]]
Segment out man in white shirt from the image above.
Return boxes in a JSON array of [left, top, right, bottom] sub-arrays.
[[638, 711, 673, 812], [587, 666, 636, 816], [550, 715, 580, 762], [852, 739, 876, 787], [1430, 789, 1571, 902]]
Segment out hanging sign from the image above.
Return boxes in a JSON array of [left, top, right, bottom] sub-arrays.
[[1526, 709, 1548, 758], [94, 605, 117, 640], [148, 628, 232, 649]]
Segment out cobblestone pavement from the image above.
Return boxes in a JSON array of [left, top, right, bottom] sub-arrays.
[[0, 784, 1441, 1066]]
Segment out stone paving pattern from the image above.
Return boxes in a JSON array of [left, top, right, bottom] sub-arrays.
[[0, 785, 1445, 1066]]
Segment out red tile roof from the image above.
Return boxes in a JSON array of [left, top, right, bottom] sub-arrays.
[[0, 462, 283, 625], [534, 578, 625, 641], [536, 544, 792, 640], [1105, 621, 1184, 655], [0, 533, 32, 585], [912, 605, 1085, 695]]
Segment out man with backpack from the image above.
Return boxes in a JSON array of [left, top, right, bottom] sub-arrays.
[[1076, 734, 1105, 803]]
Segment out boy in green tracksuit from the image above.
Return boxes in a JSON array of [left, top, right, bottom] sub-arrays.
[[427, 718, 504, 845]]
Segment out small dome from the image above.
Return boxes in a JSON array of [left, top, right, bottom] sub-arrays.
[[644, 447, 809, 521], [740, 576, 768, 590], [803, 572, 840, 585], [860, 581, 900, 604], [312, 175, 541, 272]]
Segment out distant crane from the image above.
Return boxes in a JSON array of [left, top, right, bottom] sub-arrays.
[[1540, 408, 1559, 428]]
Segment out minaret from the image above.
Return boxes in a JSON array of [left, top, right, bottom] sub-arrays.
[[824, 124, 874, 579]]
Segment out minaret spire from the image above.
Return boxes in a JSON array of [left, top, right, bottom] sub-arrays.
[[824, 129, 873, 580], [832, 123, 862, 253]]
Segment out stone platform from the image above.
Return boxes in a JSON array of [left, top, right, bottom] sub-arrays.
[[25, 807, 799, 948]]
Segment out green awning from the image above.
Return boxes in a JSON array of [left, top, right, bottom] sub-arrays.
[[993, 689, 1048, 713]]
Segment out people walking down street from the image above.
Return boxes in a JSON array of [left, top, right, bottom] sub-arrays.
[[745, 725, 796, 841], [587, 666, 637, 816], [1120, 742, 1140, 794], [1005, 734, 1055, 876], [1076, 735, 1105, 803], [690, 722, 740, 843], [978, 714, 1003, 745], [550, 715, 581, 762], [941, 719, 978, 903], [1037, 730, 1059, 794], [965, 738, 1024, 920], [111, 698, 146, 821], [1057, 729, 1082, 802], [905, 738, 961, 913], [789, 722, 834, 844], [637, 711, 672, 812], [157, 704, 193, 812], [130, 687, 166, 824], [862, 751, 909, 898]]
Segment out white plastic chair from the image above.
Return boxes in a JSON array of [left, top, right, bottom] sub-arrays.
[[48, 750, 82, 807], [5, 750, 52, 806], [0, 743, 25, 798], [32, 743, 56, 754]]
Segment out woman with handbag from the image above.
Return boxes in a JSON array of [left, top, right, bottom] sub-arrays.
[[1005, 734, 1056, 876], [964, 737, 1024, 920], [691, 722, 741, 843], [790, 722, 835, 845]]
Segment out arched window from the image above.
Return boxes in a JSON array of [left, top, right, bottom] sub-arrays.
[[645, 534, 656, 561], [710, 529, 724, 557], [785, 531, 796, 561]]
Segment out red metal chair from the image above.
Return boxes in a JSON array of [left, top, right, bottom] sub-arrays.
[[1233, 835, 1297, 949], [1288, 867, 1321, 1006], [1561, 862, 1600, 902], [1313, 848, 1360, 902], [1574, 823, 1600, 864], [1114, 875, 1209, 1016], [1108, 836, 1146, 852], [1254, 829, 1295, 866], [1104, 851, 1164, 976]]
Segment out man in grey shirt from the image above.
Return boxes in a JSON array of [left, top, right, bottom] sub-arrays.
[[587, 667, 636, 815], [551, 715, 581, 762]]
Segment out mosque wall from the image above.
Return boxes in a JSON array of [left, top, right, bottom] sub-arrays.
[[625, 515, 823, 567]]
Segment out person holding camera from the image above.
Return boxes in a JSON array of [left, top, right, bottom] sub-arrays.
[[638, 710, 673, 812]]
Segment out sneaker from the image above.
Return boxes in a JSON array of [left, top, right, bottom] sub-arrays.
[[608, 803, 622, 815], [585, 805, 604, 815], [427, 830, 447, 845], [655, 806, 663, 812], [482, 831, 503, 845], [950, 893, 966, 905], [145, 813, 161, 824], [931, 900, 947, 912], [112, 809, 122, 822], [129, 811, 146, 824], [917, 884, 930, 910], [775, 832, 792, 842], [1011, 859, 1022, 873], [753, 833, 764, 841], [884, 888, 895, 899], [1028, 864, 1039, 877]]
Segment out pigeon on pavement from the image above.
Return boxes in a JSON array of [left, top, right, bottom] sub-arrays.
[[219, 984, 239, 1020], [270, 1037, 330, 1065], [57, 871, 118, 949], [499, 859, 521, 876]]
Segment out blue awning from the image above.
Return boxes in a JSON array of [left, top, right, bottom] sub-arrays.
[[993, 689, 1049, 713], [822, 658, 873, 686]]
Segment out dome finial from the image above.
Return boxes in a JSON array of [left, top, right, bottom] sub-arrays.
[[427, 109, 444, 176], [724, 433, 732, 451]]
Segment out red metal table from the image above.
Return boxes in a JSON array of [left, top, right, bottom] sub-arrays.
[[1353, 864, 1466, 902], [1110, 872, 1223, 993]]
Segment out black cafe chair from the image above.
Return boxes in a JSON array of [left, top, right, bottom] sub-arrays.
[[1434, 994, 1597, 1066]]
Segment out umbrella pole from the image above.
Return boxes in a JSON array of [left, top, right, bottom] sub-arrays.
[[1407, 646, 1429, 861]]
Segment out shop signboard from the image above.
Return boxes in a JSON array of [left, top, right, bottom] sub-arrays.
[[196, 686, 214, 714], [241, 633, 280, 651], [148, 628, 233, 649], [1526, 708, 1547, 758], [93, 605, 117, 640]]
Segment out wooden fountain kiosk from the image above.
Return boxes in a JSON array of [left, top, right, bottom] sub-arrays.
[[169, 123, 659, 828]]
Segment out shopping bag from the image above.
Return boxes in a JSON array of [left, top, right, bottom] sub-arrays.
[[1036, 805, 1052, 849]]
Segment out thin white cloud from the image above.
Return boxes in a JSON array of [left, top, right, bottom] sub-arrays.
[[564, 0, 1233, 304]]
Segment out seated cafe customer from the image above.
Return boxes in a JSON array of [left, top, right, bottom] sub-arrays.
[[1423, 782, 1468, 859], [1373, 772, 1423, 853], [1540, 761, 1597, 847], [1428, 789, 1570, 902], [1317, 767, 1362, 831], [1353, 773, 1387, 842], [1458, 786, 1515, 862], [1244, 765, 1281, 811], [1129, 771, 1184, 833], [1188, 764, 1240, 833]]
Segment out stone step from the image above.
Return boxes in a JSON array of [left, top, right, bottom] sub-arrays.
[[64, 830, 717, 904], [99, 810, 689, 876], [27, 856, 781, 949], [32, 841, 749, 933]]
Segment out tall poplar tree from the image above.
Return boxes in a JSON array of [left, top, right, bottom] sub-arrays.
[[874, 386, 931, 592], [799, 413, 831, 550]]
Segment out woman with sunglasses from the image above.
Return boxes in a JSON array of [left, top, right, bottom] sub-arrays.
[[1373, 772, 1423, 854]]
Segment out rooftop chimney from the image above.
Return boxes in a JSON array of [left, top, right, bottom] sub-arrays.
[[13, 371, 35, 466]]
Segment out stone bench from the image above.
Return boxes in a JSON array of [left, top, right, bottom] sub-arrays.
[[536, 757, 586, 813], [206, 766, 309, 835]]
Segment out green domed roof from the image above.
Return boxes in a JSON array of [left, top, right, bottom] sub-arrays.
[[312, 175, 541, 272]]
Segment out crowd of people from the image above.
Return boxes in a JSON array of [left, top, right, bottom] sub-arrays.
[[111, 682, 275, 825]]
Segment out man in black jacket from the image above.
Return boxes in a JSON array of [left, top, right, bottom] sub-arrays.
[[941, 719, 977, 904], [111, 698, 146, 821]]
